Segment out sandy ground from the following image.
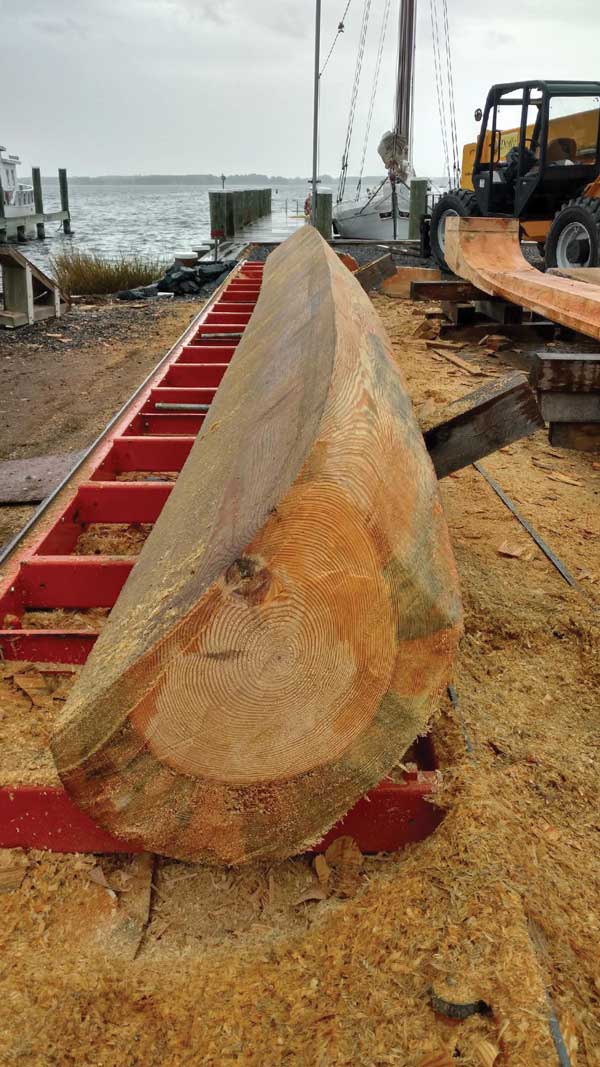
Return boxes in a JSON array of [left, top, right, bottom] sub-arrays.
[[0, 284, 599, 1066], [0, 298, 203, 550]]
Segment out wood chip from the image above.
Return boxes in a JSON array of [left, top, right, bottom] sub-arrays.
[[324, 835, 363, 871], [293, 885, 328, 906], [431, 348, 482, 376], [12, 672, 51, 707], [497, 541, 524, 559], [0, 848, 29, 893], [313, 854, 331, 886], [547, 472, 584, 487], [88, 865, 117, 899], [473, 1039, 500, 1067]]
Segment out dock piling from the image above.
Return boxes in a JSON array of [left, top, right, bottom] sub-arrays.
[[314, 191, 332, 240], [409, 179, 428, 242], [0, 171, 5, 242], [31, 168, 45, 239], [209, 188, 271, 240], [58, 169, 72, 235]]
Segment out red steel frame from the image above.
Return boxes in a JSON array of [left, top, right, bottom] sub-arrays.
[[0, 259, 443, 855]]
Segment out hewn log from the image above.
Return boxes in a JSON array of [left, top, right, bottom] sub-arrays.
[[423, 372, 544, 478], [445, 217, 600, 342], [51, 226, 462, 865]]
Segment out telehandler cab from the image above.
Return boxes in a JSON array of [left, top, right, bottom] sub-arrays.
[[431, 80, 600, 272]]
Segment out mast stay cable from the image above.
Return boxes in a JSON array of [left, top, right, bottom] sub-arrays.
[[355, 0, 392, 200], [337, 0, 372, 204], [320, 0, 353, 78]]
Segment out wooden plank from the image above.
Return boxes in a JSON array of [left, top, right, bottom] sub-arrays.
[[539, 393, 600, 423], [353, 253, 396, 293], [0, 452, 85, 504], [51, 226, 462, 866], [549, 422, 600, 451], [410, 279, 487, 302], [423, 371, 544, 478], [531, 352, 600, 392]]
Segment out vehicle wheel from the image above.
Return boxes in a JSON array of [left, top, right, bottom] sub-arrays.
[[545, 197, 600, 270], [430, 189, 480, 271]]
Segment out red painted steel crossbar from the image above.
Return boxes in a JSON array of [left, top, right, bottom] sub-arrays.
[[0, 257, 442, 855]]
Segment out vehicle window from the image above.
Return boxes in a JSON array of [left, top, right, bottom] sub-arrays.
[[547, 96, 600, 163]]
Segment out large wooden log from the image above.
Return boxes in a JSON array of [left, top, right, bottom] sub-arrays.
[[445, 216, 600, 342], [51, 226, 462, 865]]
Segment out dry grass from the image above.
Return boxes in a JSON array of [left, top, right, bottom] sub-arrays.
[[50, 249, 165, 296]]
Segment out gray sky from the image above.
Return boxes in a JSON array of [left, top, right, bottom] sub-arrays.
[[3, 0, 600, 178]]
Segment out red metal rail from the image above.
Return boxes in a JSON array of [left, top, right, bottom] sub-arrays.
[[0, 259, 442, 854]]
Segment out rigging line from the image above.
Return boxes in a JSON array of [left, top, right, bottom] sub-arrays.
[[429, 0, 450, 184], [355, 0, 392, 200], [440, 0, 460, 185], [320, 0, 353, 78], [337, 0, 372, 203]]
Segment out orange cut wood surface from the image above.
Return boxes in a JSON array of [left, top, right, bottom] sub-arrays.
[[51, 226, 462, 864], [445, 216, 600, 341]]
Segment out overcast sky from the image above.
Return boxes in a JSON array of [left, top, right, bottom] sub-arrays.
[[3, 0, 600, 179]]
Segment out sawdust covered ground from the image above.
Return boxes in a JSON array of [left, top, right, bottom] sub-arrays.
[[0, 298, 203, 550], [1, 294, 599, 1066]]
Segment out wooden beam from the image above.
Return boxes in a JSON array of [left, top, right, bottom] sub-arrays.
[[410, 278, 487, 302], [531, 352, 600, 393], [51, 226, 462, 866], [353, 253, 396, 293], [539, 393, 600, 423], [423, 371, 544, 479]]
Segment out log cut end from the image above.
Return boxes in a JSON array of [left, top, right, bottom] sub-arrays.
[[51, 226, 462, 864]]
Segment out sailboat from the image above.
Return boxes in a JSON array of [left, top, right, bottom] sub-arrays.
[[332, 0, 416, 240]]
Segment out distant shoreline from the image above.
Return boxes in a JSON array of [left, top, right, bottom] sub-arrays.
[[41, 174, 380, 186]]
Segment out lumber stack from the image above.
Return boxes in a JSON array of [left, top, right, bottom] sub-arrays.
[[531, 352, 600, 451], [51, 226, 462, 864]]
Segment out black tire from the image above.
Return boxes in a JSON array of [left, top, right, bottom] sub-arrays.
[[545, 196, 600, 270], [430, 189, 480, 271]]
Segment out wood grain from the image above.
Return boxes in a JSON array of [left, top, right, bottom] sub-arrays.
[[51, 226, 462, 864], [445, 216, 600, 342]]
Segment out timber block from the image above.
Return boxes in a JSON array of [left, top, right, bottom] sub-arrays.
[[539, 393, 600, 423], [549, 422, 600, 451], [423, 371, 543, 478], [410, 278, 486, 303], [354, 253, 396, 293], [531, 352, 600, 393], [380, 266, 441, 299]]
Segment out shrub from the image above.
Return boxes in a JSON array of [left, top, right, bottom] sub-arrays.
[[50, 249, 165, 296]]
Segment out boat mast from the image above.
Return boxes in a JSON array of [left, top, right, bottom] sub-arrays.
[[394, 0, 417, 175], [310, 0, 322, 227]]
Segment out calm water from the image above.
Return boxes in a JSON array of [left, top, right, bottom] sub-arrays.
[[25, 179, 361, 276]]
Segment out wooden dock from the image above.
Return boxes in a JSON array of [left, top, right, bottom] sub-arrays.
[[0, 167, 71, 241]]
